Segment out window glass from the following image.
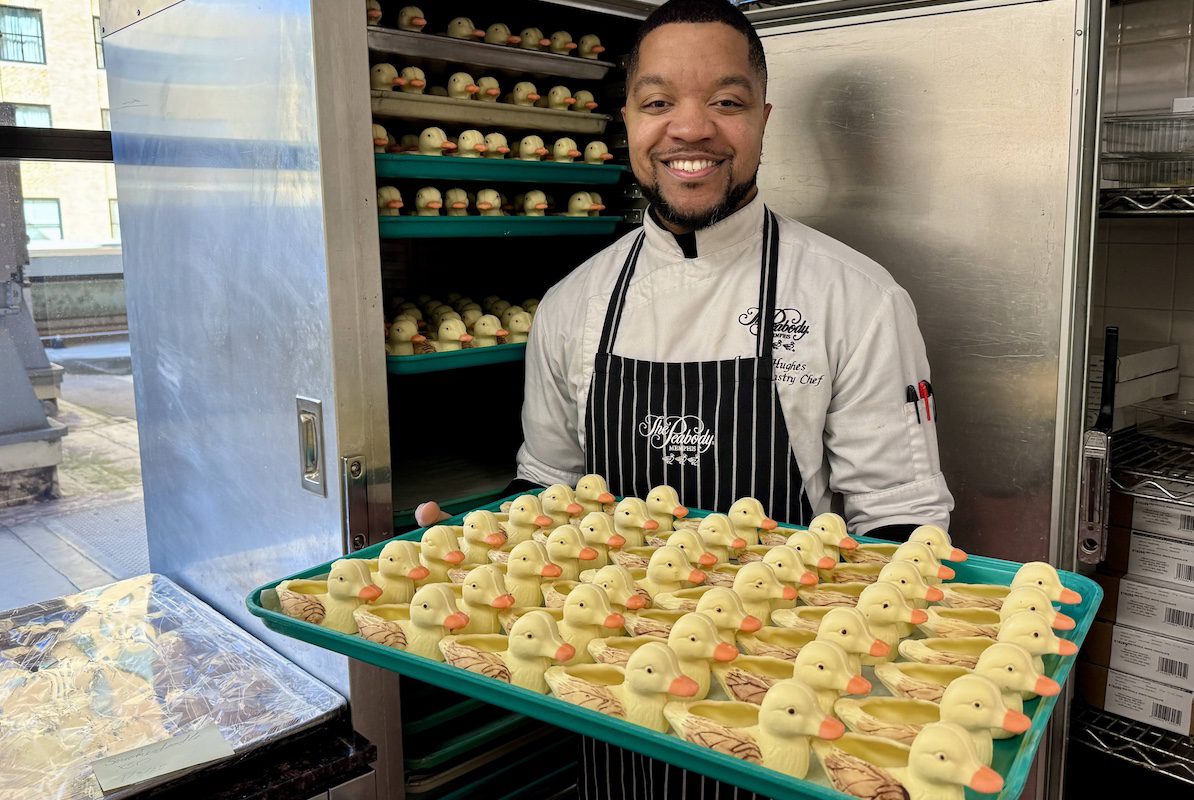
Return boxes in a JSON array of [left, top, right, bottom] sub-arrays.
[[0, 7, 45, 64], [13, 103, 50, 127], [24, 197, 62, 240]]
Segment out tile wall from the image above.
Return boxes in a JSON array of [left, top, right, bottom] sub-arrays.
[[1096, 0, 1194, 398]]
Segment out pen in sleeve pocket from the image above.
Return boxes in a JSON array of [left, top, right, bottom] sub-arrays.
[[917, 380, 932, 422], [906, 385, 920, 423]]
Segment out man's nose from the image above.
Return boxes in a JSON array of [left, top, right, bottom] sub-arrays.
[[666, 100, 717, 142]]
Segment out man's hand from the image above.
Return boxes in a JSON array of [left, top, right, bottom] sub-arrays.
[[415, 501, 451, 527]]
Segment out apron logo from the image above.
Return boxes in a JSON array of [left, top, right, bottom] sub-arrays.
[[738, 307, 811, 352], [638, 415, 716, 466]]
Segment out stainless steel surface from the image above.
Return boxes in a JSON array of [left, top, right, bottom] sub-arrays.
[[98, 0, 185, 37], [367, 28, 614, 81], [1100, 187, 1194, 214], [299, 397, 327, 497], [753, 0, 1095, 565], [342, 454, 369, 554], [105, 0, 391, 693], [329, 770, 377, 800], [1078, 429, 1110, 564], [371, 91, 610, 134], [1071, 704, 1194, 785]]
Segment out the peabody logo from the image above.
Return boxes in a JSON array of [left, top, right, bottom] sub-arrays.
[[638, 415, 715, 466], [739, 307, 811, 352]]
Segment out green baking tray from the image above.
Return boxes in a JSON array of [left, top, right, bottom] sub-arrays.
[[375, 153, 628, 185], [378, 215, 622, 238], [387, 343, 526, 375], [247, 492, 1102, 800]]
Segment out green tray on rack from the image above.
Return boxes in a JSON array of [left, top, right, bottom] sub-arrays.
[[378, 215, 621, 238], [248, 492, 1102, 800], [375, 153, 628, 185], [387, 343, 525, 375]]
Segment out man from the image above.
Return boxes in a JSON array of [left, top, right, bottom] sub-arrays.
[[419, 0, 951, 795]]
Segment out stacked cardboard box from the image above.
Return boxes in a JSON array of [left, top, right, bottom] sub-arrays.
[[1078, 491, 1194, 734], [1084, 340, 1180, 431]]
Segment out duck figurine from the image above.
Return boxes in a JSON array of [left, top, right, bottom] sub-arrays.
[[892, 541, 956, 585], [920, 585, 1078, 640], [588, 194, 606, 214], [419, 525, 466, 582], [447, 72, 479, 100], [874, 661, 971, 704], [520, 190, 548, 216], [877, 559, 945, 629], [454, 565, 516, 634], [455, 129, 487, 157], [643, 485, 688, 532], [277, 558, 382, 634], [695, 586, 763, 644], [812, 733, 913, 800], [505, 540, 563, 607], [397, 7, 427, 32], [372, 123, 390, 153], [387, 317, 418, 354], [973, 642, 1060, 726], [565, 192, 597, 217], [785, 529, 839, 570], [585, 141, 614, 164], [656, 528, 719, 571], [366, 0, 383, 25], [417, 127, 456, 156], [518, 136, 549, 162], [377, 186, 404, 216], [372, 540, 430, 604], [444, 187, 470, 216], [546, 641, 699, 731], [440, 610, 574, 692], [429, 318, 472, 351], [816, 606, 890, 675], [896, 722, 1005, 800], [574, 473, 615, 513], [995, 610, 1078, 674], [482, 132, 510, 158], [554, 583, 625, 664], [553, 138, 582, 163], [586, 564, 649, 610], [638, 546, 706, 599], [540, 483, 584, 526], [725, 497, 778, 546], [613, 497, 661, 548], [545, 86, 576, 110], [697, 514, 747, 562], [394, 66, 428, 94], [501, 494, 555, 545], [1011, 561, 1083, 604], [446, 17, 484, 40], [763, 546, 820, 597], [940, 561, 1082, 611], [355, 583, 469, 659], [369, 63, 400, 91], [475, 76, 502, 102], [483, 22, 520, 45], [577, 34, 606, 59], [545, 525, 599, 581], [577, 511, 621, 568], [937, 674, 1031, 764], [666, 679, 844, 778], [805, 512, 859, 560], [910, 524, 968, 562], [732, 562, 796, 625], [549, 30, 577, 54], [794, 640, 872, 713], [460, 510, 507, 564], [518, 27, 551, 50], [475, 189, 504, 217], [574, 91, 600, 112], [666, 612, 739, 699], [470, 315, 507, 346], [856, 581, 927, 663], [507, 81, 541, 107], [499, 304, 525, 329]]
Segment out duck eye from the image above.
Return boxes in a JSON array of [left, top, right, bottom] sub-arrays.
[[715, 607, 723, 613], [1033, 631, 1040, 638], [422, 603, 429, 609], [817, 664, 825, 670], [579, 602, 585, 608], [526, 633, 534, 639], [787, 707, 796, 715], [645, 667, 653, 674], [690, 636, 697, 642], [973, 701, 981, 709], [840, 629, 848, 636], [882, 603, 889, 609], [937, 753, 947, 762]]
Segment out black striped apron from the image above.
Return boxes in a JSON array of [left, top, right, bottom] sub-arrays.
[[579, 208, 812, 799]]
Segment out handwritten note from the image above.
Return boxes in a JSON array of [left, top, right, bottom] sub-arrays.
[[91, 724, 235, 793]]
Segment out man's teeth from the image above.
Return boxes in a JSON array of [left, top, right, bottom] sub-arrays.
[[669, 159, 716, 173]]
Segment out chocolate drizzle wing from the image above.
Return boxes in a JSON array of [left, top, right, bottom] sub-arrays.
[[441, 640, 512, 682], [822, 749, 909, 800], [355, 613, 406, 648], [681, 715, 762, 763], [553, 676, 625, 716], [723, 668, 775, 705], [278, 589, 325, 625]]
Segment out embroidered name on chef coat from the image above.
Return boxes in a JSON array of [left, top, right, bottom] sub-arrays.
[[739, 305, 812, 352], [637, 415, 717, 466]]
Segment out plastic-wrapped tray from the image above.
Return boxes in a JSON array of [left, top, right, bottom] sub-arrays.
[[247, 495, 1100, 800], [378, 216, 621, 238], [375, 153, 628, 185]]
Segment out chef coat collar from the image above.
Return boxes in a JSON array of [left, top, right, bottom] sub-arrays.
[[643, 193, 766, 260]]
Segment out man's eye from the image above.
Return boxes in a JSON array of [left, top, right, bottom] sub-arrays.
[[715, 99, 742, 108], [643, 100, 668, 110]]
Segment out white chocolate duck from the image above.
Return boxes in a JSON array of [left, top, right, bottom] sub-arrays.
[[639, 546, 706, 599], [920, 585, 1077, 639], [613, 497, 660, 548], [763, 546, 820, 596], [484, 22, 520, 45], [499, 305, 524, 328], [397, 6, 427, 32], [664, 528, 719, 569], [696, 586, 763, 644], [1010, 561, 1082, 604], [549, 30, 577, 54], [576, 511, 620, 567], [446, 17, 484, 40], [395, 66, 428, 94], [475, 189, 504, 216], [501, 494, 555, 544], [785, 529, 838, 570], [556, 583, 625, 664], [805, 512, 858, 559], [725, 497, 778, 546], [539, 483, 583, 525], [730, 562, 796, 626], [794, 639, 872, 713], [373, 539, 430, 603], [369, 63, 400, 91], [892, 541, 956, 585], [475, 76, 502, 102], [697, 514, 746, 563], [995, 610, 1078, 674], [419, 525, 466, 582], [878, 559, 945, 624], [454, 565, 516, 634], [574, 91, 600, 113], [642, 485, 688, 532], [587, 564, 649, 610], [377, 186, 404, 216], [587, 191, 606, 216], [553, 138, 582, 163], [430, 318, 472, 351], [505, 540, 563, 607], [461, 509, 507, 564], [910, 524, 967, 562], [973, 642, 1060, 728], [577, 34, 605, 59], [470, 314, 507, 346], [455, 129, 487, 157], [372, 123, 390, 153], [545, 86, 576, 110], [546, 525, 600, 581], [366, 0, 382, 25], [856, 581, 927, 663], [546, 641, 699, 731], [277, 558, 382, 634], [441, 610, 574, 692], [518, 27, 550, 50], [518, 136, 548, 162], [938, 674, 1031, 764], [483, 132, 510, 158], [896, 722, 1005, 800], [815, 606, 890, 674], [661, 612, 740, 699], [522, 190, 548, 215], [447, 72, 479, 100], [508, 81, 540, 107], [355, 583, 469, 659], [505, 312, 532, 344], [398, 133, 419, 152], [418, 127, 456, 156], [564, 191, 595, 217], [444, 187, 470, 216], [574, 474, 615, 513], [584, 141, 614, 165]]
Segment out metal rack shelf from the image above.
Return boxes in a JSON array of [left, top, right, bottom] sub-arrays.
[[1070, 704, 1194, 785], [367, 27, 616, 82], [372, 91, 610, 135], [375, 153, 628, 184], [1110, 430, 1194, 506], [1099, 187, 1194, 216], [378, 215, 622, 238]]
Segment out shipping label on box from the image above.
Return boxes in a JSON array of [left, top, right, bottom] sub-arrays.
[[1116, 577, 1194, 643], [1105, 669, 1194, 735], [1131, 497, 1194, 540], [1128, 531, 1194, 588], [1110, 625, 1194, 691]]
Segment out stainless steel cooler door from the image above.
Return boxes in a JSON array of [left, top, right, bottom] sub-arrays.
[[749, 0, 1098, 565], [101, 0, 391, 693]]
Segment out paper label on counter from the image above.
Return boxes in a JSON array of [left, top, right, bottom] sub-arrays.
[[1116, 577, 1194, 644], [1131, 497, 1194, 541], [1111, 624, 1194, 692], [1104, 669, 1193, 735], [1128, 531, 1194, 589], [91, 724, 234, 792]]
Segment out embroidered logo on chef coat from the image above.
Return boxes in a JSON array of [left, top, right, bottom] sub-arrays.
[[638, 415, 716, 466], [738, 306, 811, 352]]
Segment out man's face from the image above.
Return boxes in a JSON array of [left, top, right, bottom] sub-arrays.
[[623, 22, 771, 232]]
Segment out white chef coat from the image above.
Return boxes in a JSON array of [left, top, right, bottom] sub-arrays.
[[516, 194, 953, 533]]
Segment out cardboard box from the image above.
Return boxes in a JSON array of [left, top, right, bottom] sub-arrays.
[[1080, 619, 1194, 692], [1092, 572, 1194, 643], [1173, 97, 1194, 113], [1105, 525, 1194, 590], [1078, 662, 1194, 734], [1085, 368, 1179, 429], [1109, 494, 1194, 541], [1089, 340, 1180, 383]]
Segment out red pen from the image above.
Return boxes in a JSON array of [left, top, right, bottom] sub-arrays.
[[918, 380, 932, 422]]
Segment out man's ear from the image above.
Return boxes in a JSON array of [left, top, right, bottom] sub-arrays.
[[621, 105, 628, 122], [763, 102, 773, 127]]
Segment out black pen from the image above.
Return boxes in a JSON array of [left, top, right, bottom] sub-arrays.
[[906, 385, 920, 423]]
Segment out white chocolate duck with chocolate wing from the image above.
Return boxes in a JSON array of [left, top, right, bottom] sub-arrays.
[[444, 188, 470, 216], [628, 529, 717, 574], [355, 583, 470, 659], [855, 581, 928, 663], [588, 192, 606, 216], [696, 586, 764, 645], [586, 564, 650, 611], [801, 512, 859, 559], [565, 191, 596, 217], [576, 511, 621, 568], [498, 494, 555, 546], [440, 610, 574, 692], [446, 16, 484, 40], [725, 497, 778, 546], [939, 559, 1082, 611], [475, 189, 504, 216], [637, 546, 706, 600], [413, 186, 443, 217], [763, 546, 820, 600], [664, 612, 740, 699], [455, 129, 488, 157], [613, 497, 661, 548], [697, 514, 747, 563], [794, 639, 872, 713], [549, 30, 577, 54], [546, 641, 699, 731], [504, 540, 563, 607], [506, 311, 532, 344], [920, 585, 1078, 640], [972, 643, 1060, 730], [666, 679, 845, 778], [574, 474, 615, 514], [452, 565, 516, 635], [373, 540, 430, 604], [396, 66, 428, 94], [732, 562, 796, 626], [577, 34, 606, 59], [995, 610, 1078, 675], [895, 722, 1006, 800], [784, 530, 838, 571], [518, 136, 548, 162], [419, 525, 467, 583], [484, 22, 520, 45], [938, 674, 1031, 764], [277, 558, 383, 634], [910, 524, 968, 563], [469, 315, 506, 347], [545, 86, 577, 111], [460, 510, 507, 565], [482, 132, 510, 158], [877, 559, 945, 631], [815, 606, 891, 675], [475, 76, 502, 102], [538, 483, 583, 526], [545, 525, 600, 581], [377, 186, 404, 216], [892, 541, 956, 586], [643, 485, 688, 533], [584, 141, 615, 164], [397, 6, 427, 32], [556, 583, 625, 664], [369, 63, 400, 91]]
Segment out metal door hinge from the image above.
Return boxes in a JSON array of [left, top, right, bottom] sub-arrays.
[[342, 455, 369, 553]]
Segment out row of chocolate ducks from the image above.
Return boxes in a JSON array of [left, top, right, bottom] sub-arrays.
[[276, 478, 1083, 800]]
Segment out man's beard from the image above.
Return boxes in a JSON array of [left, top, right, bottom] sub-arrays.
[[642, 169, 758, 232]]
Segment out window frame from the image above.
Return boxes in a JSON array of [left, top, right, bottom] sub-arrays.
[[94, 16, 104, 69], [23, 197, 63, 241], [0, 6, 47, 65], [108, 198, 119, 239], [12, 103, 51, 128]]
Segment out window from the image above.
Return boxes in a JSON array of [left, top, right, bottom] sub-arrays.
[[13, 103, 51, 128], [100, 109, 110, 130], [93, 16, 104, 68], [24, 198, 62, 240], [0, 7, 45, 64], [109, 199, 119, 238]]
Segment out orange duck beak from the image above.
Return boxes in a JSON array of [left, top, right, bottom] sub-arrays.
[[483, 532, 507, 547], [925, 586, 945, 602], [969, 766, 1003, 795], [713, 642, 739, 662], [541, 562, 563, 578], [607, 534, 626, 549], [909, 609, 929, 624], [761, 518, 778, 531], [554, 643, 576, 662], [869, 639, 891, 658], [819, 717, 846, 740], [534, 515, 554, 528], [358, 584, 383, 601], [443, 612, 470, 631], [443, 550, 465, 564], [669, 675, 699, 697], [598, 492, 615, 504], [407, 565, 430, 581], [846, 674, 871, 694], [490, 593, 515, 609], [698, 552, 717, 567], [578, 547, 598, 561], [642, 519, 660, 531], [604, 612, 625, 628], [739, 615, 763, 632], [623, 594, 647, 610]]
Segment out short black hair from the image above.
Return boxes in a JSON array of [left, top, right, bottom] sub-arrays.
[[625, 0, 767, 94]]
